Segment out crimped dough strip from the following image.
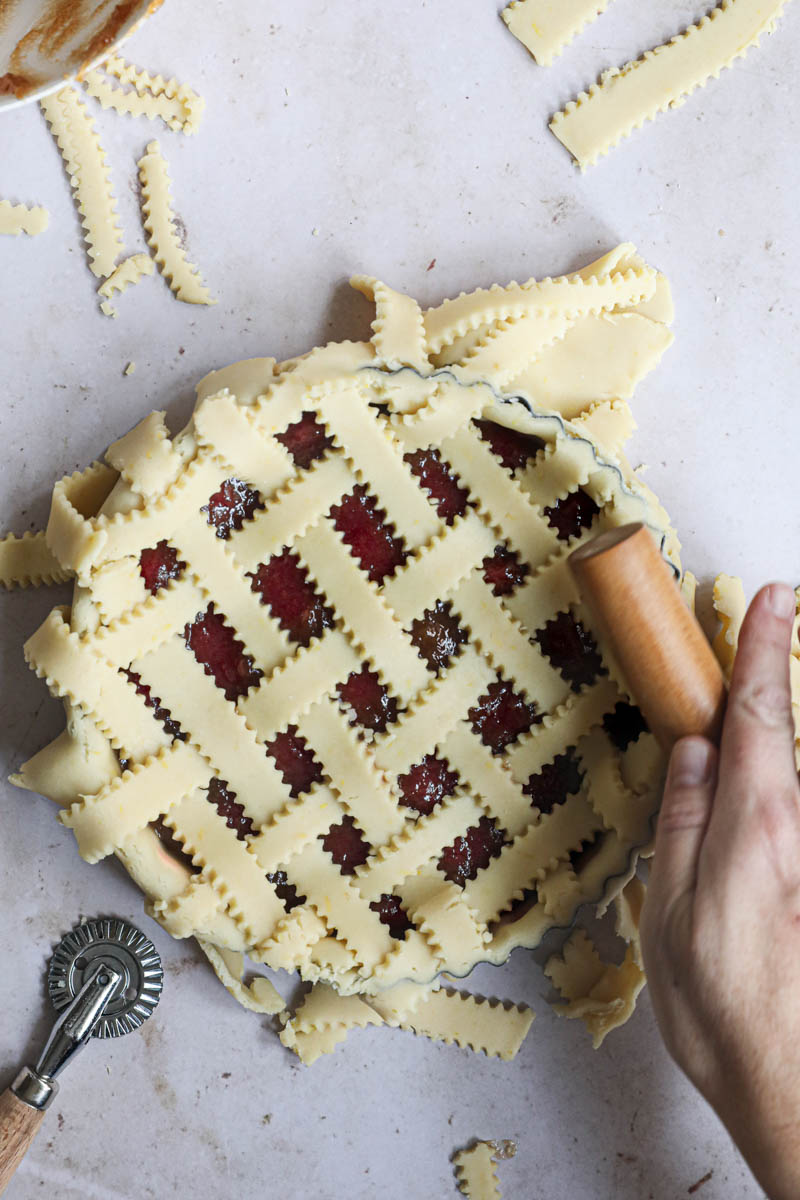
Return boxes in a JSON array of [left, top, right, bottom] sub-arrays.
[[503, 0, 613, 67], [551, 0, 791, 169]]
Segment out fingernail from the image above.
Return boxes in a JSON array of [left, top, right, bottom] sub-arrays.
[[767, 583, 796, 620], [670, 738, 714, 787]]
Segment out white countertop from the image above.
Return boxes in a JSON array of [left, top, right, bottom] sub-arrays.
[[1, 1, 796, 1196]]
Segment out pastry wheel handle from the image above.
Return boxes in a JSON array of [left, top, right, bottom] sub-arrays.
[[0, 961, 120, 1197], [568, 523, 727, 751]]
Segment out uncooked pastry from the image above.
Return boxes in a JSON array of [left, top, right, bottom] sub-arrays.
[[502, 0, 613, 67], [8, 247, 678, 1061], [551, 0, 790, 169]]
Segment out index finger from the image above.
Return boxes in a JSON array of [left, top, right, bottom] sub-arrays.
[[713, 583, 797, 823]]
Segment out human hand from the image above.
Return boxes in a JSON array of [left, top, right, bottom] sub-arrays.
[[641, 583, 800, 1200]]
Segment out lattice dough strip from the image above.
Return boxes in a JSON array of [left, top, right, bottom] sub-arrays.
[[463, 792, 599, 924], [373, 646, 495, 777], [0, 199, 49, 236], [502, 545, 582, 635], [240, 630, 361, 740], [507, 313, 673, 420], [423, 268, 656, 355], [83, 58, 204, 134], [193, 391, 296, 496], [228, 452, 353, 572], [138, 140, 214, 304], [578, 727, 658, 846], [61, 740, 208, 863], [506, 677, 621, 781], [440, 428, 561, 569], [453, 1141, 503, 1200], [451, 571, 568, 711], [153, 874, 246, 945], [503, 0, 614, 66], [350, 277, 429, 375], [98, 253, 155, 305], [457, 312, 573, 388], [550, 0, 790, 169], [132, 634, 293, 827], [25, 608, 170, 761], [297, 520, 430, 702], [0, 531, 71, 589], [286, 841, 394, 971], [40, 87, 123, 279], [86, 576, 205, 664], [401, 867, 488, 977], [311, 384, 439, 548], [436, 725, 533, 839], [105, 410, 182, 499], [402, 988, 533, 1060], [164, 790, 286, 944], [297, 699, 406, 845], [248, 786, 344, 875], [355, 791, 483, 901], [387, 376, 490, 452], [382, 513, 497, 624], [172, 516, 290, 675]]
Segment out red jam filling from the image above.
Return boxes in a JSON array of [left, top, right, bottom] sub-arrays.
[[438, 816, 506, 886], [369, 893, 413, 939], [267, 869, 306, 912], [397, 754, 459, 816], [329, 486, 407, 583], [544, 489, 600, 542], [139, 540, 185, 595], [184, 606, 262, 701], [276, 411, 335, 469], [475, 418, 545, 473], [522, 750, 584, 814], [404, 447, 470, 523], [122, 668, 185, 741], [481, 544, 529, 596], [603, 701, 648, 751], [266, 726, 324, 797], [409, 600, 468, 672], [535, 611, 605, 692], [321, 815, 370, 875], [469, 677, 540, 754], [249, 551, 335, 646], [203, 477, 264, 539], [337, 666, 398, 733], [206, 777, 253, 840]]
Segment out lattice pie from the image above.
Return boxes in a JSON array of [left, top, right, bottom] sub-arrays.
[[8, 245, 682, 1056]]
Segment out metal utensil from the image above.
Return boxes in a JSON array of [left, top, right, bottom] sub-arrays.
[[0, 918, 163, 1195]]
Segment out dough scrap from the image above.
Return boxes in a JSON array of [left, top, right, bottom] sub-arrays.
[[551, 0, 790, 169], [502, 0, 613, 67], [39, 86, 124, 278], [453, 1141, 517, 1199], [137, 140, 215, 305], [83, 55, 205, 135], [0, 199, 49, 237], [98, 252, 155, 303]]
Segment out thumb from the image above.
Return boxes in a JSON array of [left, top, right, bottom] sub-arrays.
[[647, 737, 718, 916]]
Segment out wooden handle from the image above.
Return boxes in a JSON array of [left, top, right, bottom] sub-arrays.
[[569, 524, 726, 750], [0, 1088, 45, 1196]]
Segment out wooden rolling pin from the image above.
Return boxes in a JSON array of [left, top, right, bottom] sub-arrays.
[[568, 523, 727, 750]]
